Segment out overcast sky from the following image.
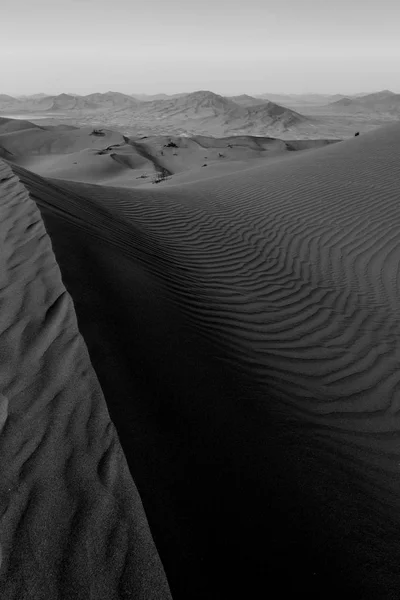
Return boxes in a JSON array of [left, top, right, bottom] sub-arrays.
[[2, 0, 399, 96]]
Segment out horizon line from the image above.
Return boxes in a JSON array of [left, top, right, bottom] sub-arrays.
[[2, 88, 399, 99]]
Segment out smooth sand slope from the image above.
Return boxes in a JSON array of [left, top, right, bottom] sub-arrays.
[[7, 122, 400, 599], [0, 160, 172, 599]]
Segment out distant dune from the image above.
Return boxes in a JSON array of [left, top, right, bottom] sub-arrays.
[[0, 116, 43, 134], [1, 123, 400, 598], [0, 117, 341, 187]]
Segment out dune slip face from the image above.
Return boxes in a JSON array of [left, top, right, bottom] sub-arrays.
[[10, 123, 400, 599], [0, 159, 172, 599]]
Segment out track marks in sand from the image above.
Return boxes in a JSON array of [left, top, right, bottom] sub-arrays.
[[0, 159, 171, 599]]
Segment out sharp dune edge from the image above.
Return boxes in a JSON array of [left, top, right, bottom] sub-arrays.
[[2, 124, 400, 598], [0, 160, 172, 599]]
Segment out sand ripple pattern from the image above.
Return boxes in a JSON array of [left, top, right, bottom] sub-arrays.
[[17, 126, 400, 490], [12, 124, 400, 597]]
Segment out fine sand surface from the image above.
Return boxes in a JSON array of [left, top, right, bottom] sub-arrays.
[[0, 160, 172, 599], [2, 122, 400, 599], [2, 120, 400, 599]]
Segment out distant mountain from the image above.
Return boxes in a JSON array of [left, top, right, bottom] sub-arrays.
[[161, 90, 236, 113], [229, 94, 269, 107], [0, 94, 16, 102], [46, 94, 101, 111], [255, 93, 347, 107], [1, 89, 308, 136], [15, 93, 48, 100], [328, 94, 348, 103], [2, 93, 100, 112], [328, 90, 400, 113], [1, 93, 126, 113], [356, 90, 399, 106], [83, 91, 140, 108], [128, 90, 307, 135], [330, 97, 355, 107], [131, 93, 187, 102], [0, 94, 18, 110], [349, 91, 395, 98]]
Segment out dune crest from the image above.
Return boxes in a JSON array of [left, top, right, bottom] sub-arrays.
[[0, 159, 171, 599]]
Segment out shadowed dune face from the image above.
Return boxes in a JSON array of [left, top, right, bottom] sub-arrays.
[[0, 117, 43, 134], [0, 160, 172, 599], [0, 126, 125, 157], [10, 123, 400, 598]]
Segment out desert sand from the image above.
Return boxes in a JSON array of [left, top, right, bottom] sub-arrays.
[[0, 159, 172, 599], [2, 118, 400, 598], [0, 117, 341, 188]]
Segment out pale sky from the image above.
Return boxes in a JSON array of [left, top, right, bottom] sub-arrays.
[[2, 0, 399, 97]]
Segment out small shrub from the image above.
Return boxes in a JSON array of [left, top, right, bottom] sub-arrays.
[[152, 168, 170, 184], [91, 129, 105, 136]]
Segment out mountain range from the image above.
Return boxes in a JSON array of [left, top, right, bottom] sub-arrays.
[[0, 90, 307, 137], [329, 90, 400, 112], [1, 89, 400, 138]]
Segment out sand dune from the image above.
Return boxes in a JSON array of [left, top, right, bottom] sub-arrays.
[[0, 117, 43, 134], [2, 122, 400, 598], [0, 124, 124, 156], [0, 160, 172, 599], [0, 119, 341, 187]]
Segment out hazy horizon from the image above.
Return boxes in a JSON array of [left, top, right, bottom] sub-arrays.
[[2, 0, 400, 97], [4, 89, 400, 100]]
